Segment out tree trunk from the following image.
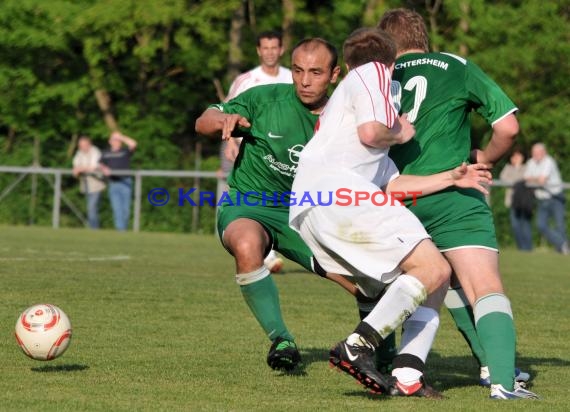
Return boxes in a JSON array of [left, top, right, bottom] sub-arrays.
[[459, 1, 470, 56], [67, 133, 78, 159], [227, 1, 246, 84], [426, 0, 443, 52], [247, 0, 256, 32], [94, 89, 119, 132], [282, 0, 295, 53], [3, 126, 16, 153]]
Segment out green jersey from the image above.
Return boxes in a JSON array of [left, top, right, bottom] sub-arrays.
[[210, 83, 319, 199], [389, 52, 517, 175]]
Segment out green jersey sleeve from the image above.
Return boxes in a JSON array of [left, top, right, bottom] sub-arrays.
[[465, 60, 517, 124], [207, 89, 255, 128]]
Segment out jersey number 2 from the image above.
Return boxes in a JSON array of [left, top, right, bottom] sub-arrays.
[[391, 76, 427, 123]]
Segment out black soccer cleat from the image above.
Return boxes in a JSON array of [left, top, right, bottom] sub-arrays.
[[266, 337, 301, 371], [387, 376, 444, 399], [329, 340, 392, 394]]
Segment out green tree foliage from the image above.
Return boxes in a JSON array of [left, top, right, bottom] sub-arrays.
[[0, 0, 568, 239]]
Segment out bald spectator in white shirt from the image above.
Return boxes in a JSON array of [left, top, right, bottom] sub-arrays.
[[525, 143, 568, 254]]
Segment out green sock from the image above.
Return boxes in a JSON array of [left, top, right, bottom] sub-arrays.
[[240, 274, 293, 342], [445, 287, 487, 367], [474, 294, 516, 390]]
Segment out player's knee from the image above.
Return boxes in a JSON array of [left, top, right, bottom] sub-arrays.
[[431, 256, 451, 290], [231, 236, 265, 261]]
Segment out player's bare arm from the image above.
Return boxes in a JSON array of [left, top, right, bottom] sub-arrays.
[[195, 108, 251, 140], [358, 113, 415, 149], [386, 163, 493, 197], [470, 113, 519, 168]]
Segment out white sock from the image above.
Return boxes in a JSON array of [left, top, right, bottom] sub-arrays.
[[392, 306, 440, 385], [392, 367, 423, 385], [399, 306, 439, 362], [235, 266, 270, 286], [362, 274, 427, 339]]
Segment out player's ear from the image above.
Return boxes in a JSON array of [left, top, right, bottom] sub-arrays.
[[331, 65, 341, 84], [388, 62, 395, 75], [279, 46, 284, 57]]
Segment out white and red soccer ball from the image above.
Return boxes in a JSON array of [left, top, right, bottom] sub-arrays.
[[15, 304, 72, 361]]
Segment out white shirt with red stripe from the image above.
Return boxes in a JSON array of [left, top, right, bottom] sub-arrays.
[[226, 66, 292, 100], [290, 61, 400, 227]]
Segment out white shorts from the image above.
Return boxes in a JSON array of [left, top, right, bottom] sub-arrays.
[[297, 181, 430, 297]]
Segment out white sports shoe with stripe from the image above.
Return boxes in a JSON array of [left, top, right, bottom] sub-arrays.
[[489, 382, 539, 400]]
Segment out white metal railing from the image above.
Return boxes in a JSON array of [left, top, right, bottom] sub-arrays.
[[0, 166, 223, 232], [0, 166, 568, 232]]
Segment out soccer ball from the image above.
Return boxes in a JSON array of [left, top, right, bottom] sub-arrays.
[[15, 304, 72, 361]]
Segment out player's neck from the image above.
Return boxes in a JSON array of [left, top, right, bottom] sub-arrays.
[[305, 96, 329, 115], [261, 65, 280, 76], [397, 49, 426, 58]]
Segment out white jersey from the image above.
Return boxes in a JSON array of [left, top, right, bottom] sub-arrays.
[[226, 66, 292, 100], [290, 61, 400, 228]]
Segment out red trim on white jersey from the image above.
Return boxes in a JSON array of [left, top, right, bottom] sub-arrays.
[[354, 69, 377, 120], [372, 62, 395, 128]]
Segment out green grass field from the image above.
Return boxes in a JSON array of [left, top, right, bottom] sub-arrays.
[[1, 226, 568, 411]]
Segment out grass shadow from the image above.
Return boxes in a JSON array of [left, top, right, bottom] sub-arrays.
[[422, 351, 570, 390], [31, 364, 89, 373], [275, 347, 329, 377], [342, 390, 390, 401]]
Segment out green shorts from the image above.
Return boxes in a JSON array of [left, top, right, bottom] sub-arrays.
[[405, 187, 498, 251], [217, 202, 317, 273]]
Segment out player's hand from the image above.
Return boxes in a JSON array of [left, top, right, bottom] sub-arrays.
[[224, 138, 240, 162], [397, 113, 415, 144], [450, 162, 492, 195], [222, 114, 251, 141], [470, 149, 494, 169]]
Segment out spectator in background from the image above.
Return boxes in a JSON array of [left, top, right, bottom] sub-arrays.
[[99, 131, 137, 231], [72, 136, 106, 229], [499, 148, 533, 251], [524, 143, 568, 254], [218, 30, 293, 273]]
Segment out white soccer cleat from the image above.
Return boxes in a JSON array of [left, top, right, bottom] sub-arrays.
[[489, 383, 539, 400], [264, 250, 284, 273]]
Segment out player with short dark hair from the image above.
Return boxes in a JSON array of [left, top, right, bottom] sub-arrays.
[[378, 8, 537, 399], [196, 38, 341, 372], [222, 29, 294, 273]]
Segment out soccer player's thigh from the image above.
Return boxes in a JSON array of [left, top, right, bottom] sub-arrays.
[[399, 238, 450, 294], [268, 207, 317, 273], [217, 205, 272, 271], [421, 189, 504, 305]]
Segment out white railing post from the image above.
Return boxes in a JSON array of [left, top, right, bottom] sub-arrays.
[[52, 171, 61, 229], [133, 171, 142, 232]]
